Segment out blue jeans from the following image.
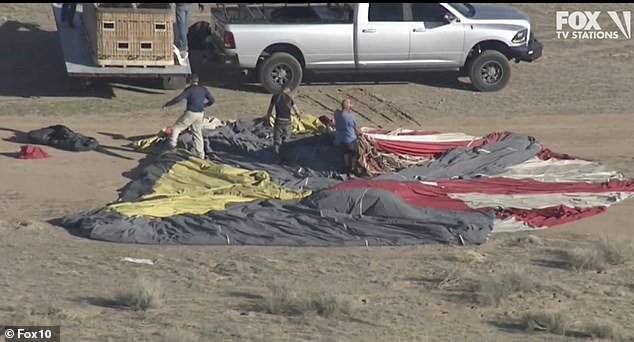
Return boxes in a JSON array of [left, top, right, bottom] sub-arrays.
[[61, 3, 77, 27], [175, 4, 192, 50]]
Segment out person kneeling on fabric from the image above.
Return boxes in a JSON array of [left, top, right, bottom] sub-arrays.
[[333, 98, 360, 176]]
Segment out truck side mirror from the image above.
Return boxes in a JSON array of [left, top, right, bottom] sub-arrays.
[[444, 13, 459, 23]]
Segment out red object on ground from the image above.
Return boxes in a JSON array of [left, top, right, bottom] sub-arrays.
[[498, 206, 607, 227], [364, 131, 512, 157], [318, 115, 333, 126], [162, 126, 173, 136], [17, 145, 50, 159], [327, 177, 634, 228]]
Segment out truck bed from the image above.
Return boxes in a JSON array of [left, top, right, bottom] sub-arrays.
[[212, 3, 353, 24], [52, 3, 190, 78]]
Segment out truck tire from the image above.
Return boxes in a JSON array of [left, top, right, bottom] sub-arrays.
[[161, 76, 187, 90], [258, 52, 302, 93], [468, 50, 510, 92]]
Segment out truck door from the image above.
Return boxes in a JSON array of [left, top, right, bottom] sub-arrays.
[[407, 3, 465, 68], [357, 3, 410, 68]]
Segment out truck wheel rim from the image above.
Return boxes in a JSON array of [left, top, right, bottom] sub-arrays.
[[271, 64, 292, 86], [480, 61, 502, 85]]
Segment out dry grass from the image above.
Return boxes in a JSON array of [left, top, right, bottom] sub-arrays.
[[259, 282, 350, 318], [163, 329, 199, 342], [429, 263, 466, 290], [520, 311, 571, 335], [579, 321, 629, 341], [594, 237, 634, 265], [564, 237, 634, 272], [478, 265, 535, 306], [565, 246, 608, 272], [115, 277, 165, 311], [433, 252, 487, 290], [519, 311, 631, 341], [446, 250, 488, 264], [625, 271, 634, 292], [505, 234, 545, 248], [121, 337, 152, 342], [8, 304, 68, 327]]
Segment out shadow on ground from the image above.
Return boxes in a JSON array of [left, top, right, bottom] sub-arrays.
[[489, 319, 592, 339], [303, 71, 474, 92], [531, 249, 573, 271], [188, 49, 476, 94], [0, 20, 117, 98], [0, 127, 137, 160], [0, 18, 476, 97], [78, 297, 134, 311], [0, 19, 184, 98]]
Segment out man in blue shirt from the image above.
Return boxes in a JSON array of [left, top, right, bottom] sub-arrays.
[[162, 74, 215, 159], [333, 98, 359, 176]]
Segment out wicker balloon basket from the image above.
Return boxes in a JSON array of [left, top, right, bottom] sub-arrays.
[[81, 3, 175, 67]]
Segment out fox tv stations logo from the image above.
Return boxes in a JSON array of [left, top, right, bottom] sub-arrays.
[[556, 11, 631, 39]]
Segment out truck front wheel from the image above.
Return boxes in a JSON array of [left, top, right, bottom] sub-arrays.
[[468, 50, 510, 92], [258, 52, 302, 93]]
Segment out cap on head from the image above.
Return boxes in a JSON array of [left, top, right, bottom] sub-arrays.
[[190, 74, 200, 84]]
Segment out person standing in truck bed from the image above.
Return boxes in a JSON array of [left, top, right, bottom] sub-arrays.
[[174, 3, 205, 60], [174, 3, 193, 61], [61, 3, 77, 28]]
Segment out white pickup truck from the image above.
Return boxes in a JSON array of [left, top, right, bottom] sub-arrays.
[[205, 3, 543, 93]]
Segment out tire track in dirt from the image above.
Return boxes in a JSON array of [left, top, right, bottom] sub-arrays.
[[354, 88, 423, 126], [301, 87, 422, 128], [322, 91, 387, 128], [338, 87, 422, 127], [299, 89, 383, 127], [298, 91, 335, 113], [335, 90, 395, 126]]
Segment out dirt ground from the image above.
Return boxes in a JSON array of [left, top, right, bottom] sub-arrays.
[[1, 3, 634, 342]]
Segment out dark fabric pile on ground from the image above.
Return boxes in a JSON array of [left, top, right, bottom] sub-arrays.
[[203, 118, 352, 190], [54, 119, 568, 247], [27, 125, 99, 152], [59, 186, 494, 246]]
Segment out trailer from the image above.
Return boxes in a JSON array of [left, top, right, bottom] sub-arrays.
[[52, 3, 191, 90]]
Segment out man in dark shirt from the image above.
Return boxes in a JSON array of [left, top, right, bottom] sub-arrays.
[[265, 86, 302, 155], [162, 74, 215, 159]]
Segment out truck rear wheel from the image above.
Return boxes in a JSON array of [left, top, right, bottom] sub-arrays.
[[468, 50, 510, 92], [258, 52, 302, 93]]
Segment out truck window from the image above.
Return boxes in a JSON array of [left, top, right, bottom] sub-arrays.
[[368, 3, 404, 22], [447, 3, 475, 18], [411, 3, 449, 23]]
